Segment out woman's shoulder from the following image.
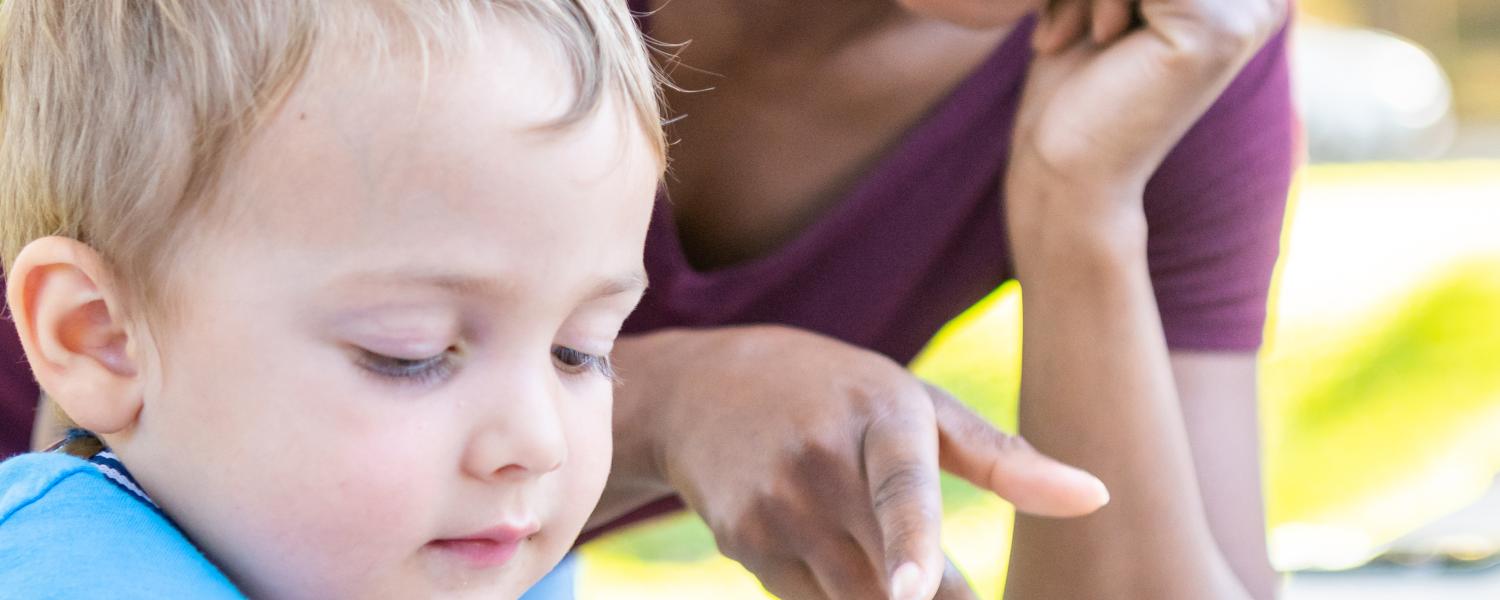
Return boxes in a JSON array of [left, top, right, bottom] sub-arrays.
[[0, 452, 244, 598]]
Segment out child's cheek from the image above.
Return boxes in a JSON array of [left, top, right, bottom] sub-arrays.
[[274, 446, 437, 592], [280, 405, 443, 532], [553, 393, 614, 531]]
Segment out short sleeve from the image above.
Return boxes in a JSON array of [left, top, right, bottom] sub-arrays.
[[1143, 23, 1299, 351]]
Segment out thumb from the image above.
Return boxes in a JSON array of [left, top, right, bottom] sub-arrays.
[[926, 382, 1109, 517]]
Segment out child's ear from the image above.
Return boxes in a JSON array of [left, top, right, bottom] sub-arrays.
[[6, 237, 145, 435]]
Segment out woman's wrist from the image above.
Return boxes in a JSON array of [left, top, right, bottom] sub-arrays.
[[1005, 163, 1150, 277]]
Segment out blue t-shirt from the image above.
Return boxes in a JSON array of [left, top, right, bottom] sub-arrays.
[[0, 452, 243, 598], [1, 451, 581, 599]]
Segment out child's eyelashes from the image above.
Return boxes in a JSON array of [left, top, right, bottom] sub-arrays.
[[552, 346, 617, 382], [355, 348, 457, 386], [353, 345, 614, 387]]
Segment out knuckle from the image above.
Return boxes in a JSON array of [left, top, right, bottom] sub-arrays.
[[1197, 25, 1256, 60], [713, 500, 797, 563], [996, 430, 1033, 454], [783, 441, 861, 500], [936, 401, 1012, 449], [952, 408, 1001, 443], [839, 344, 907, 382], [1162, 9, 1273, 68], [806, 539, 866, 583], [1202, 2, 1282, 55], [820, 564, 878, 599], [871, 464, 933, 517], [865, 381, 937, 426], [714, 523, 773, 565]]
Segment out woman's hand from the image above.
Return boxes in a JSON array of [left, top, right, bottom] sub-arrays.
[[1011, 0, 1287, 209], [600, 325, 1108, 600]]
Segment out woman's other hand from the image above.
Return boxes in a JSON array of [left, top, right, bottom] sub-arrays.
[[1014, 0, 1287, 203]]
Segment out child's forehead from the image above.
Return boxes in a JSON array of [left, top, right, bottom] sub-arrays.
[[178, 138, 653, 324], [294, 20, 580, 136], [198, 66, 653, 274], [169, 19, 657, 305], [223, 33, 609, 209]]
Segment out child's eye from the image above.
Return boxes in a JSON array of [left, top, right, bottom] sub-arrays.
[[355, 348, 455, 386], [552, 346, 616, 381]]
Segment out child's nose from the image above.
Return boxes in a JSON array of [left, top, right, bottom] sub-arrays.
[[460, 371, 569, 481]]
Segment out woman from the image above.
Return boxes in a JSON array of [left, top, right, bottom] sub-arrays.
[[3, 0, 1294, 597], [582, 0, 1295, 598]]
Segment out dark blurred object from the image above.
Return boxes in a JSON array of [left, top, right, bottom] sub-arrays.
[[1355, 0, 1500, 122], [1299, 0, 1500, 160], [1288, 562, 1500, 599], [1285, 477, 1500, 599], [1373, 475, 1500, 571]]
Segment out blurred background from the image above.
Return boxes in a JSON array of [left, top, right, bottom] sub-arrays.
[[576, 2, 1500, 598]]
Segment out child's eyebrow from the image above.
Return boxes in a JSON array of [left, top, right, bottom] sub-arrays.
[[336, 270, 511, 301], [336, 269, 647, 301], [587, 271, 649, 301]]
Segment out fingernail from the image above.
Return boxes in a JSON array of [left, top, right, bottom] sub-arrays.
[[1078, 469, 1110, 508], [890, 562, 924, 600], [1051, 464, 1111, 513]]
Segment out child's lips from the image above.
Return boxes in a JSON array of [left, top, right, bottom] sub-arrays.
[[427, 523, 539, 569]]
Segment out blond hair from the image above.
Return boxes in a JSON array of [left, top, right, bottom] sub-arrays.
[[0, 0, 664, 312]]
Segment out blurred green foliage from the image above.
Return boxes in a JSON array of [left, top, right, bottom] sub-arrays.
[[1264, 261, 1500, 537]]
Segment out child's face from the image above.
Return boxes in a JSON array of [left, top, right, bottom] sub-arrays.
[[116, 28, 657, 599]]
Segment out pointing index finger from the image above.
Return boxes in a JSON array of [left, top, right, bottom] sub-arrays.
[[926, 383, 1109, 517], [863, 405, 944, 600]]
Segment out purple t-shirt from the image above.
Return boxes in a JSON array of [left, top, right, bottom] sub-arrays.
[[621, 18, 1295, 360], [0, 16, 1297, 464], [0, 307, 33, 458], [591, 11, 1296, 537]]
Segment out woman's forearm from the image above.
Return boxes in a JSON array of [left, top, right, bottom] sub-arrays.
[[1003, 184, 1250, 599]]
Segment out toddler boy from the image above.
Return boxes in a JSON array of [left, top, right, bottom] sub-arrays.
[[0, 1, 663, 597]]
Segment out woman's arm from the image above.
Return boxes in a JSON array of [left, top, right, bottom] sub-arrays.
[[1002, 0, 1287, 597], [1175, 351, 1278, 599], [1002, 194, 1260, 598]]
